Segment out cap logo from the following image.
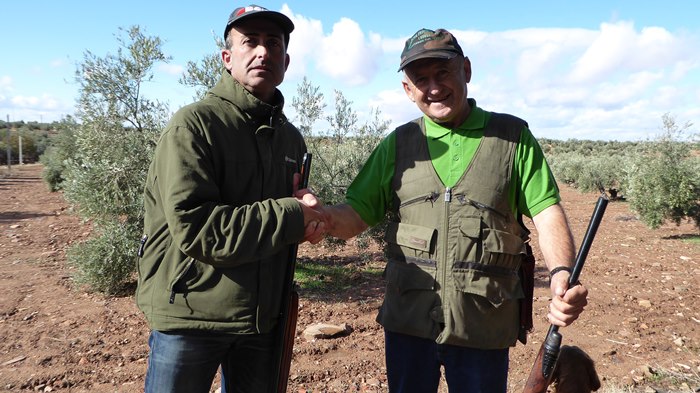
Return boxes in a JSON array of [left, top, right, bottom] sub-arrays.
[[237, 5, 267, 16], [404, 29, 438, 52]]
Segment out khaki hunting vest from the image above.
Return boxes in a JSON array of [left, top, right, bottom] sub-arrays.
[[378, 113, 530, 349]]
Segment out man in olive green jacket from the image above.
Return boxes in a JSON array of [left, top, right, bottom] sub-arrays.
[[137, 5, 324, 393]]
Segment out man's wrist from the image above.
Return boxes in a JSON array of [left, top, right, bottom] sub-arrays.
[[549, 266, 572, 280]]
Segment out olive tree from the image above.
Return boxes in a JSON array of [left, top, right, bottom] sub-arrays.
[[626, 114, 700, 229], [292, 78, 390, 248], [63, 26, 171, 294]]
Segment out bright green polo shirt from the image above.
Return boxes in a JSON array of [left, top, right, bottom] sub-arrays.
[[346, 100, 560, 226]]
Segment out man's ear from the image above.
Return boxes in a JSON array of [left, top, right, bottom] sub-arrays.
[[402, 79, 415, 102], [464, 57, 472, 83], [221, 49, 233, 71], [284, 53, 290, 71]]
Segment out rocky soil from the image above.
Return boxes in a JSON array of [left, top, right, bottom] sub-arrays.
[[1, 163, 699, 393]]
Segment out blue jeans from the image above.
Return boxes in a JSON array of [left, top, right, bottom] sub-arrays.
[[384, 330, 509, 393], [144, 330, 275, 393]]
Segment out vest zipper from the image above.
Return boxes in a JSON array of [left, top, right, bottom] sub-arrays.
[[454, 194, 506, 218], [441, 186, 451, 321], [399, 191, 440, 209]]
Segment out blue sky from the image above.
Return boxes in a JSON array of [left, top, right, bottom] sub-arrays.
[[1, 1, 699, 141]]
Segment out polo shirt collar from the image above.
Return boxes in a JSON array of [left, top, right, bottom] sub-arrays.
[[424, 98, 484, 140]]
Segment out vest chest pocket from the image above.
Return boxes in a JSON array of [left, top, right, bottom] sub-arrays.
[[385, 221, 436, 262], [384, 222, 438, 292]]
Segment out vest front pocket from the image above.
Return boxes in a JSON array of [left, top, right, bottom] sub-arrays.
[[450, 265, 523, 307], [380, 260, 441, 338], [380, 221, 441, 338]]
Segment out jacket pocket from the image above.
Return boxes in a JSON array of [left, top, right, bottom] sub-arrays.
[[167, 257, 197, 304]]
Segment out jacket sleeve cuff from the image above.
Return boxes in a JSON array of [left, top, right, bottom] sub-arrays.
[[278, 197, 305, 243]]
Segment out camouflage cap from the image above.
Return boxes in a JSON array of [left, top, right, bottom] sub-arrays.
[[398, 28, 464, 71]]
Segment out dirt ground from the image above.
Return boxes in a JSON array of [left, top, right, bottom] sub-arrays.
[[1, 163, 699, 393]]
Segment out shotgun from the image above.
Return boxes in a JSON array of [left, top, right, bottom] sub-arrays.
[[522, 194, 608, 393], [272, 153, 312, 393]]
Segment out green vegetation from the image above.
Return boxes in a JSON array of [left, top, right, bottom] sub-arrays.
[[38, 116, 78, 191], [626, 114, 700, 229], [292, 77, 391, 246], [34, 25, 698, 296], [683, 236, 700, 245], [0, 119, 57, 166], [545, 115, 699, 230], [295, 258, 382, 293], [59, 26, 169, 294]]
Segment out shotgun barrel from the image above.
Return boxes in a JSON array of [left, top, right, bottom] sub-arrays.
[[273, 153, 312, 393], [522, 194, 608, 393]]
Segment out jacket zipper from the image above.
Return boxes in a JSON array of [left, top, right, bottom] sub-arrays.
[[169, 258, 196, 304]]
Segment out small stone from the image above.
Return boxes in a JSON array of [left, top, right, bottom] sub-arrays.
[[302, 323, 351, 341], [366, 378, 380, 387], [639, 365, 654, 377]]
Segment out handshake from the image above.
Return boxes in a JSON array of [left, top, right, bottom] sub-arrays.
[[292, 172, 367, 244]]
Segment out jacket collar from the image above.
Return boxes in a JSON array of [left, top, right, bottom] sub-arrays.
[[209, 70, 287, 128]]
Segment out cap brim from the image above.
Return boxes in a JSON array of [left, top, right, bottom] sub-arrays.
[[398, 50, 460, 71]]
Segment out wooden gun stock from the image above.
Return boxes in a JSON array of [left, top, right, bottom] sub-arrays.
[[273, 153, 312, 393], [522, 194, 608, 393]]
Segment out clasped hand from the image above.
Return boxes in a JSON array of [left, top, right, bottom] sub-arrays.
[[293, 173, 328, 244]]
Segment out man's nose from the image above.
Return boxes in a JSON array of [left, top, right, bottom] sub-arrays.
[[427, 79, 441, 94], [254, 44, 269, 58]]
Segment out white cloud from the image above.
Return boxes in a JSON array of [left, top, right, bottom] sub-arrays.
[[50, 58, 67, 68], [282, 5, 385, 87], [568, 22, 689, 85], [669, 60, 698, 81], [11, 94, 63, 110], [315, 18, 382, 86], [283, 4, 325, 80], [158, 63, 184, 76], [440, 21, 700, 140], [0, 76, 13, 92], [368, 88, 420, 130], [569, 22, 637, 84], [0, 92, 73, 123]]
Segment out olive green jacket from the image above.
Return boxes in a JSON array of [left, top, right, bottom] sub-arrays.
[[379, 114, 529, 349], [136, 71, 306, 334]]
